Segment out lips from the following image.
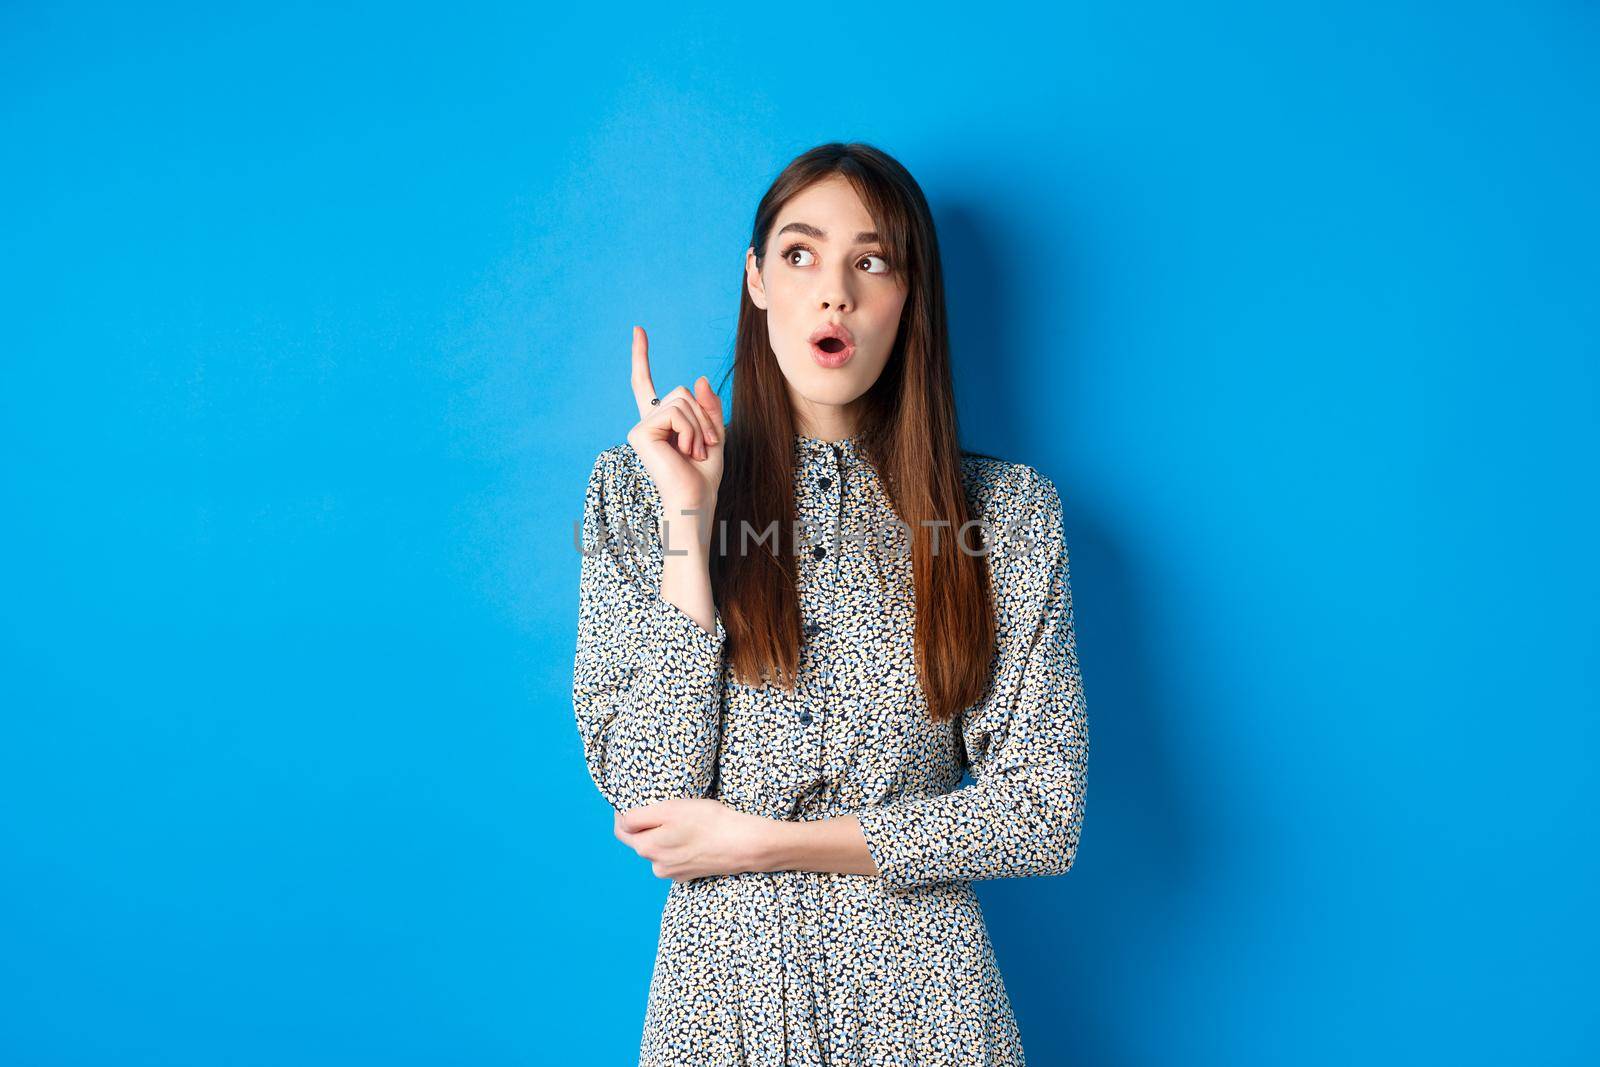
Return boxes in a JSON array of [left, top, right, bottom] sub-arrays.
[[808, 322, 856, 367]]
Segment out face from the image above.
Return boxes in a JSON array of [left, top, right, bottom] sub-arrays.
[[745, 175, 909, 437]]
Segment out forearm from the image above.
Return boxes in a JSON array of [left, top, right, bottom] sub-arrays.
[[575, 497, 726, 811], [758, 815, 881, 877], [658, 498, 718, 636]]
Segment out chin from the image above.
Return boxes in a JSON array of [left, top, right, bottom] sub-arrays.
[[791, 366, 871, 399], [778, 349, 884, 397], [801, 383, 866, 406]]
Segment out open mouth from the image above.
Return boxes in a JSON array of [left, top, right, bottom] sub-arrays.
[[808, 322, 856, 367]]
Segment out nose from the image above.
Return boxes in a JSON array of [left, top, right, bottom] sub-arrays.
[[819, 280, 852, 313], [819, 259, 855, 312]]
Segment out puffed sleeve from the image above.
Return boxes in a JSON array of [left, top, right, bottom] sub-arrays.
[[855, 465, 1089, 889], [572, 446, 728, 813]]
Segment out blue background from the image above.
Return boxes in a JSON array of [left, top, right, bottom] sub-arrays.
[[3, 2, 1595, 1064]]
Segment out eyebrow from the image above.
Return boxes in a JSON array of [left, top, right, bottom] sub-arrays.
[[775, 221, 881, 244]]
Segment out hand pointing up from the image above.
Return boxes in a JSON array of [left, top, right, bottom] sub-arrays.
[[625, 325, 727, 514]]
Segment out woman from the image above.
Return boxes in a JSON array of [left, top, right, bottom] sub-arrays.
[[573, 141, 1089, 1065]]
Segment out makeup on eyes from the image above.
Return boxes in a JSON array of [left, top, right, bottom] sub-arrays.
[[779, 242, 891, 274]]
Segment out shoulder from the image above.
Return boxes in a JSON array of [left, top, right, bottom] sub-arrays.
[[959, 450, 1068, 579], [959, 449, 1064, 530]]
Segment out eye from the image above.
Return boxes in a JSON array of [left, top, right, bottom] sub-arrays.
[[779, 243, 893, 275]]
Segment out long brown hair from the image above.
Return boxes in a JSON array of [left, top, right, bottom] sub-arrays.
[[710, 142, 996, 724]]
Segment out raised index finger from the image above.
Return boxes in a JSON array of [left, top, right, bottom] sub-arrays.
[[630, 325, 659, 419]]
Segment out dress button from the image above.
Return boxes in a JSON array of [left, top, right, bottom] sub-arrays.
[[804, 621, 821, 636], [818, 477, 832, 490], [798, 711, 813, 725], [812, 545, 826, 560]]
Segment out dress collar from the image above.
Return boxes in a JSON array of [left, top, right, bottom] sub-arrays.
[[792, 431, 862, 468]]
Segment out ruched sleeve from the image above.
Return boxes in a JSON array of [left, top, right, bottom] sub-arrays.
[[572, 446, 728, 813], [855, 465, 1089, 889]]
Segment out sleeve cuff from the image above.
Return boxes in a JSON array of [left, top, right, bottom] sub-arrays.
[[856, 802, 922, 890]]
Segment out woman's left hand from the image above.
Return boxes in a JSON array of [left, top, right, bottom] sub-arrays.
[[614, 798, 780, 881]]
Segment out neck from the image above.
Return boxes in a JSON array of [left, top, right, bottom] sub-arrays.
[[792, 403, 860, 443], [796, 427, 856, 443]]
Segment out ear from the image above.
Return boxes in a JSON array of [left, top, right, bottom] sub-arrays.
[[745, 246, 768, 310]]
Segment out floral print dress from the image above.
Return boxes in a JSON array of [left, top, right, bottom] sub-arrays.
[[572, 431, 1089, 1066]]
